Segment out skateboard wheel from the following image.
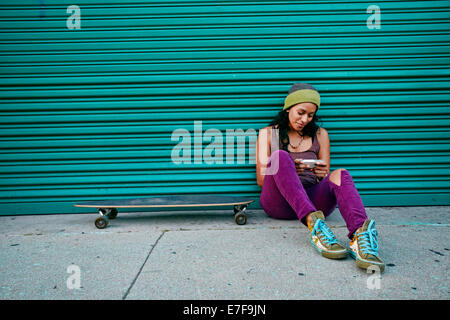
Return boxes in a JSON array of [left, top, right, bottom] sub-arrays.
[[108, 208, 118, 219], [234, 213, 247, 225], [95, 217, 109, 229]]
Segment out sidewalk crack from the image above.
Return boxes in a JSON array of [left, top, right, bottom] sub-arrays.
[[122, 231, 165, 300]]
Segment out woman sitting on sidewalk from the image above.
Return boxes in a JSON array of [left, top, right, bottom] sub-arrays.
[[256, 82, 385, 272]]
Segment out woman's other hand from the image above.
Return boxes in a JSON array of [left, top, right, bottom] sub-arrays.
[[313, 161, 328, 180], [294, 159, 309, 175]]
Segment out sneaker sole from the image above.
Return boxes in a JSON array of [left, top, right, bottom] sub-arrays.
[[349, 250, 385, 273], [310, 239, 348, 260]]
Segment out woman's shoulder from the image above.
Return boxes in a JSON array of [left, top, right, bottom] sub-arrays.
[[316, 127, 328, 136], [261, 124, 278, 129], [316, 127, 329, 143], [259, 125, 277, 134], [316, 127, 329, 137]]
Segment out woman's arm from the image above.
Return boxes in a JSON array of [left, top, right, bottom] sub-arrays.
[[256, 126, 271, 187], [315, 127, 331, 178]]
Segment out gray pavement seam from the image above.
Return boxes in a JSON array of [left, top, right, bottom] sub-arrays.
[[122, 231, 165, 300]]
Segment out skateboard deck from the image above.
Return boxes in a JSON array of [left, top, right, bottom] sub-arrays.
[[74, 195, 254, 229]]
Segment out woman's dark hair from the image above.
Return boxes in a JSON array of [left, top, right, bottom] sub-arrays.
[[268, 106, 322, 151]]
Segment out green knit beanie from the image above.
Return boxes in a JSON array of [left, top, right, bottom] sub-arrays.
[[283, 83, 320, 110]]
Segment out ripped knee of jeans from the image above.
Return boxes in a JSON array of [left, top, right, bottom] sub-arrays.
[[329, 168, 352, 187]]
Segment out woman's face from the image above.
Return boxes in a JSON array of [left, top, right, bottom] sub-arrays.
[[286, 102, 317, 132]]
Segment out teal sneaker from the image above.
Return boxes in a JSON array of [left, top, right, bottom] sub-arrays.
[[349, 219, 385, 272], [306, 210, 347, 259]]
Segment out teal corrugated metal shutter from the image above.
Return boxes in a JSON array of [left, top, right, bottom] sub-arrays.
[[1, 0, 449, 215]]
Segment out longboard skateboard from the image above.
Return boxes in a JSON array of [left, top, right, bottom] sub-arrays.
[[74, 195, 254, 229]]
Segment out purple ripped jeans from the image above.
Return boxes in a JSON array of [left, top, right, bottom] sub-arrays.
[[259, 150, 367, 239]]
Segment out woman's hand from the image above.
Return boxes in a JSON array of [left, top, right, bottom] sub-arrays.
[[295, 159, 329, 180], [313, 161, 328, 180], [294, 159, 310, 175]]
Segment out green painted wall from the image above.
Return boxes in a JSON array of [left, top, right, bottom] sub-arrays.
[[1, 0, 449, 215]]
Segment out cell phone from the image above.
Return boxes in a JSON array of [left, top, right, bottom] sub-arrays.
[[298, 159, 325, 168]]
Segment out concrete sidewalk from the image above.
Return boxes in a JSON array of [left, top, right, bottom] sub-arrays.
[[0, 206, 449, 300]]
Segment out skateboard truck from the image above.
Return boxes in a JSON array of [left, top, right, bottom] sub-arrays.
[[234, 204, 248, 225], [95, 208, 118, 229]]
